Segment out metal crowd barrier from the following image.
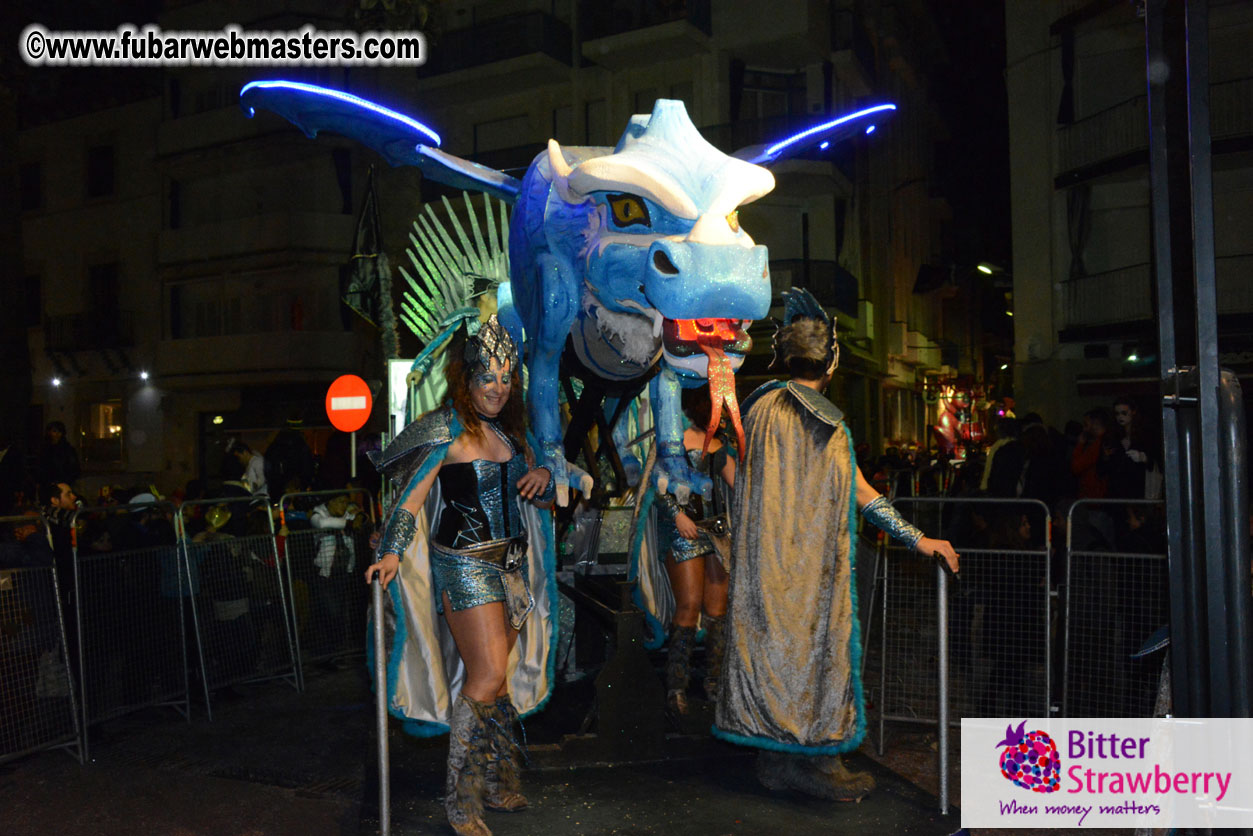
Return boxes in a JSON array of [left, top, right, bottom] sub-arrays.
[[0, 514, 83, 766], [872, 497, 1052, 813], [1062, 498, 1168, 718], [70, 502, 191, 760], [175, 495, 300, 720], [278, 489, 376, 675]]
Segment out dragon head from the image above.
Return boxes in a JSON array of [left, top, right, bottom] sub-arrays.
[[544, 99, 774, 384]]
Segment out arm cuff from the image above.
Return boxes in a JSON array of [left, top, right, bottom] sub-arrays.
[[377, 507, 417, 562], [861, 496, 924, 550]]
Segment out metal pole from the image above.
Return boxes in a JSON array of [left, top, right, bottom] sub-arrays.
[[373, 578, 390, 836], [351, 430, 357, 480], [936, 561, 949, 815]]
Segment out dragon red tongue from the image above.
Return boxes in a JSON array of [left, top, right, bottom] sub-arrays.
[[698, 342, 746, 460]]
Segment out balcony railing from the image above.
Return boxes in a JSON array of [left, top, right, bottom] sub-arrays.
[[1217, 254, 1253, 315], [1058, 77, 1253, 179], [1061, 263, 1152, 330], [769, 259, 859, 315], [1062, 256, 1253, 332], [580, 0, 711, 40], [45, 310, 136, 351], [420, 11, 572, 76], [700, 115, 856, 180], [1212, 77, 1253, 141], [1057, 96, 1148, 176]]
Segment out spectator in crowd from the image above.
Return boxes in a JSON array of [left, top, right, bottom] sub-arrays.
[[1108, 397, 1161, 500], [1071, 408, 1113, 500], [40, 481, 79, 667], [37, 421, 80, 487], [0, 430, 26, 515], [307, 493, 366, 656], [227, 440, 268, 497], [0, 510, 52, 569], [265, 418, 316, 500], [984, 417, 1026, 498]]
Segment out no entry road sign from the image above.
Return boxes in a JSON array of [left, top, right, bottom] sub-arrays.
[[326, 374, 373, 432]]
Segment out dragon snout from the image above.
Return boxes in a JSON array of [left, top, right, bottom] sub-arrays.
[[643, 241, 771, 320]]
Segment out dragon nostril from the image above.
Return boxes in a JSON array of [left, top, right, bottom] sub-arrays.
[[653, 249, 680, 276]]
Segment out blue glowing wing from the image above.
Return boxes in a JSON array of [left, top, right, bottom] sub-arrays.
[[735, 103, 897, 166], [240, 80, 521, 203]]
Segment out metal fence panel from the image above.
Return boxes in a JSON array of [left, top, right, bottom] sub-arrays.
[[283, 527, 372, 662], [0, 513, 83, 765], [72, 504, 191, 739], [278, 490, 376, 668], [1063, 499, 1169, 718], [873, 498, 1051, 749]]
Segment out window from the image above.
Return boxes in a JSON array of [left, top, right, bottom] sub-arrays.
[[473, 115, 531, 154], [20, 162, 42, 211], [585, 99, 607, 145], [82, 400, 124, 465], [738, 70, 807, 121], [86, 145, 115, 198]]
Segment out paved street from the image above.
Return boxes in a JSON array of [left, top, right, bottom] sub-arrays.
[[3, 664, 959, 836]]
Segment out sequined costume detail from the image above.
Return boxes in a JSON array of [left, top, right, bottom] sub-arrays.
[[377, 508, 418, 562], [431, 420, 536, 626], [860, 496, 923, 550], [656, 448, 717, 563]]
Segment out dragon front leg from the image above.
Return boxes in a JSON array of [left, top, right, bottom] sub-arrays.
[[650, 365, 713, 503], [527, 253, 581, 505]]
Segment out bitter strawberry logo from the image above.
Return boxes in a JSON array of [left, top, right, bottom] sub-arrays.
[[996, 720, 1061, 793]]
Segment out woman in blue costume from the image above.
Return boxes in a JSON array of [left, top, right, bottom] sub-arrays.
[[365, 316, 555, 836], [653, 387, 735, 720]]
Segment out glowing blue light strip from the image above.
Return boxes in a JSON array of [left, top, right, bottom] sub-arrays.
[[762, 103, 896, 160], [240, 80, 442, 147]]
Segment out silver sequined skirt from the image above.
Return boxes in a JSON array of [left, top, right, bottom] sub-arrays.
[[430, 540, 534, 630], [656, 516, 714, 564]]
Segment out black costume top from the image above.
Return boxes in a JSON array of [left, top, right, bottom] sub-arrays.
[[433, 421, 529, 550]]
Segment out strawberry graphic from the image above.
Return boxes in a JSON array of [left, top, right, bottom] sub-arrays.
[[996, 721, 1061, 793]]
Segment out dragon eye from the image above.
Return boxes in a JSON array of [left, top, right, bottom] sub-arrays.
[[726, 210, 739, 232], [608, 194, 651, 228]]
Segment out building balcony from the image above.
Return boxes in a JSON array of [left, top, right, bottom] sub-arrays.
[[158, 212, 356, 265], [700, 115, 856, 185], [45, 310, 136, 352], [769, 259, 859, 315], [415, 12, 572, 104], [157, 103, 275, 157], [580, 0, 711, 70], [830, 9, 875, 96], [1060, 256, 1253, 338], [1056, 77, 1253, 187], [154, 330, 369, 386]]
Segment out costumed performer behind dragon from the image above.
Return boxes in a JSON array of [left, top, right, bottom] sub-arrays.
[[364, 315, 556, 836], [653, 386, 735, 721], [713, 287, 960, 802]]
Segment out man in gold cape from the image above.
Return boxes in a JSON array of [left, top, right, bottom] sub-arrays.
[[713, 288, 959, 801]]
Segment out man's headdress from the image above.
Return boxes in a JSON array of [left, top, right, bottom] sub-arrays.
[[770, 287, 839, 374]]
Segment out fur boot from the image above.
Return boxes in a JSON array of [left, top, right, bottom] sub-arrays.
[[445, 694, 493, 836], [666, 625, 697, 718], [485, 696, 527, 812]]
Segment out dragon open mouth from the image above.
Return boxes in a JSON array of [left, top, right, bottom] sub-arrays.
[[661, 318, 752, 459]]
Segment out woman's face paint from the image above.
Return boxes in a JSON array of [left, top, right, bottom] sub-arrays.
[[470, 358, 512, 418]]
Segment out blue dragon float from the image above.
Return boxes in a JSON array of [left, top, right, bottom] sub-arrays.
[[240, 80, 893, 504]]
